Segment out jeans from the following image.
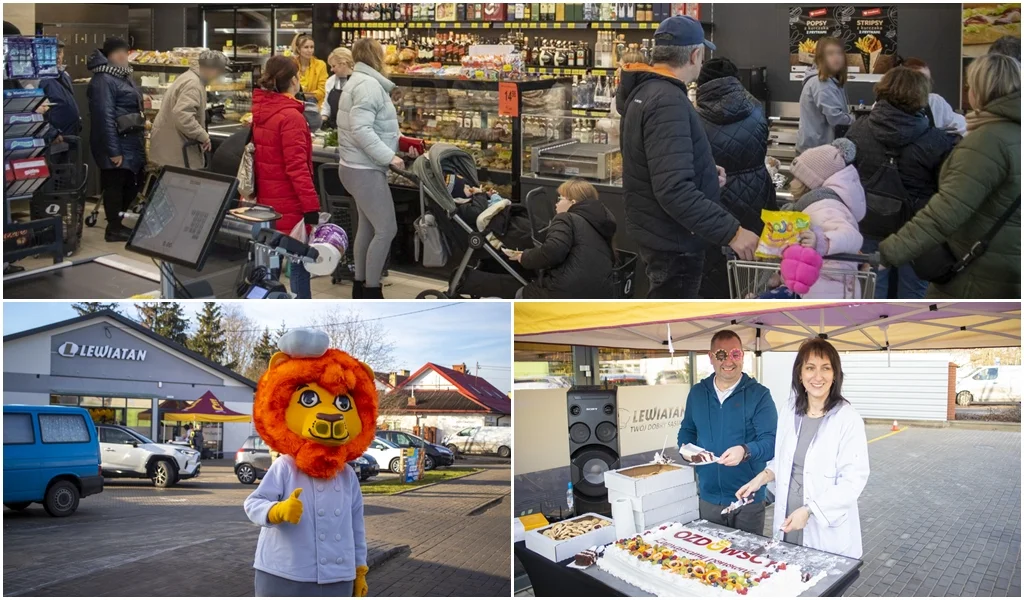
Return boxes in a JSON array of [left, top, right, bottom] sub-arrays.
[[99, 168, 141, 232], [289, 261, 311, 299], [638, 246, 705, 299], [861, 237, 928, 299], [698, 498, 767, 536]]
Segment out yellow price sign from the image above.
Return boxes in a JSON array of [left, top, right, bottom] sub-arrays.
[[291, 14, 298, 22], [553, 23, 563, 28]]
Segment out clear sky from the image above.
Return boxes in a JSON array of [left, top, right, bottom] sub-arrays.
[[3, 301, 513, 391]]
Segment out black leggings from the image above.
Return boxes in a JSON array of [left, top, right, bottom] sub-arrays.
[[100, 168, 141, 231]]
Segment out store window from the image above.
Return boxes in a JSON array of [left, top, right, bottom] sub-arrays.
[[3, 413, 35, 444], [38, 414, 91, 444], [599, 347, 693, 387], [49, 395, 154, 435], [513, 343, 573, 390]]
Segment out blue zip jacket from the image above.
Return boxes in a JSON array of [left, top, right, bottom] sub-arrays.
[[677, 373, 778, 506], [39, 70, 81, 142]]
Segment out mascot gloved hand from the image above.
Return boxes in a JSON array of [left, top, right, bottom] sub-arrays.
[[243, 330, 378, 597]]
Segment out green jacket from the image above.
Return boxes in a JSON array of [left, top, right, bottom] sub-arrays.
[[879, 91, 1020, 299]]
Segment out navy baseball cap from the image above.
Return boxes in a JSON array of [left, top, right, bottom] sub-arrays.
[[654, 15, 716, 51]]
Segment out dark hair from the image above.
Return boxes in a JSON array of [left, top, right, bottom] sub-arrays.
[[259, 55, 299, 93], [3, 21, 21, 36], [710, 329, 742, 348], [900, 57, 929, 71], [989, 35, 1021, 61], [101, 37, 130, 57], [697, 57, 738, 87], [814, 37, 848, 86], [791, 338, 847, 416], [874, 67, 930, 113]]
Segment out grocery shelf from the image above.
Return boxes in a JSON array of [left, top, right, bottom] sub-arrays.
[[333, 21, 673, 30], [496, 22, 590, 29], [526, 66, 615, 76]]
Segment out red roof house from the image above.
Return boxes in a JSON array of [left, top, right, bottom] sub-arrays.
[[379, 363, 510, 416]]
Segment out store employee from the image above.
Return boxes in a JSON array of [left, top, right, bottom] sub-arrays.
[[321, 48, 355, 130]]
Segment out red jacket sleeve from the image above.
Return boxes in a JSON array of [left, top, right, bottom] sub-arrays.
[[280, 113, 321, 215]]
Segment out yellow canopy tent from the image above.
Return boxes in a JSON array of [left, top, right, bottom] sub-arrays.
[[514, 301, 1021, 352], [161, 390, 252, 423]]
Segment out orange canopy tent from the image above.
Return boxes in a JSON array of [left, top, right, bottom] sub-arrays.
[[159, 391, 251, 423]]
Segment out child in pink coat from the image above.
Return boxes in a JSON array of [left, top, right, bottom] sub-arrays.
[[784, 138, 866, 298]]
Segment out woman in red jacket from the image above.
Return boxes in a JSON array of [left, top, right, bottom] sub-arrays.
[[252, 55, 320, 299]]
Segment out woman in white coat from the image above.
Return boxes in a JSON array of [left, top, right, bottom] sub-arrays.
[[736, 337, 870, 559]]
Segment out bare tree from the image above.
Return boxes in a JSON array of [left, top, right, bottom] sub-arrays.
[[220, 303, 262, 380], [307, 306, 397, 373]]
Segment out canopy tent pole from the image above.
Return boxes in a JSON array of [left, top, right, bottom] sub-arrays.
[[688, 351, 697, 386], [754, 327, 763, 382]]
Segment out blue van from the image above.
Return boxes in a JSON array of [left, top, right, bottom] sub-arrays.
[[3, 405, 104, 517]]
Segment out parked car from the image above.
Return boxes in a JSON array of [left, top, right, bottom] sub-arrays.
[[442, 425, 512, 458], [365, 437, 406, 474], [96, 424, 201, 488], [4, 405, 104, 517], [234, 434, 381, 484], [377, 430, 455, 470], [957, 365, 1022, 405]]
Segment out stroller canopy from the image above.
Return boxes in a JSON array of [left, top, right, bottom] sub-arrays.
[[411, 143, 479, 216]]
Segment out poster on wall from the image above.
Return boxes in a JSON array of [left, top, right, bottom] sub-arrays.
[[961, 4, 1020, 109], [789, 6, 899, 83]]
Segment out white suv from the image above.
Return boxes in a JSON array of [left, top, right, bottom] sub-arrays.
[[96, 425, 201, 488]]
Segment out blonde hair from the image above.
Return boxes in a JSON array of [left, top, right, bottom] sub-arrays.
[[557, 178, 599, 204], [291, 33, 315, 66], [789, 177, 809, 200], [352, 37, 386, 74], [966, 53, 1021, 111], [328, 47, 354, 70]]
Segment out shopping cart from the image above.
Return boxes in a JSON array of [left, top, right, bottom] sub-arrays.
[[727, 252, 879, 299], [31, 135, 89, 255]]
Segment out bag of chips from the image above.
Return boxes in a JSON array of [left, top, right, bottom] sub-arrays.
[[756, 210, 811, 259]]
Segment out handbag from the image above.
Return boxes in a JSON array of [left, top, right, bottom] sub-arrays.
[[116, 91, 146, 135], [236, 126, 257, 200], [861, 149, 910, 238], [911, 197, 1020, 285]]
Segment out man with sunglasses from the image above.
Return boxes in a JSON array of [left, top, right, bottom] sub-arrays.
[[677, 329, 778, 534]]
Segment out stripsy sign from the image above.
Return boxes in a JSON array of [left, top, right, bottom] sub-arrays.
[[57, 341, 148, 362]]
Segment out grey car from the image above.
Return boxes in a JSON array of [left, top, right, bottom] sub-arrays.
[[234, 435, 272, 484]]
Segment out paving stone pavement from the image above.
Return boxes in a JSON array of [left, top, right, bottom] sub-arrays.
[[3, 463, 511, 596], [514, 424, 1020, 597]]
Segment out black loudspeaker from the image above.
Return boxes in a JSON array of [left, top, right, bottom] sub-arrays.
[[567, 386, 620, 517]]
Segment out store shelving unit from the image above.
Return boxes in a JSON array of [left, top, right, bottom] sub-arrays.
[[202, 5, 313, 62], [131, 61, 257, 128]]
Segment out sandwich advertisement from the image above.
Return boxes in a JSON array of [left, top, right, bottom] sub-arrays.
[[963, 3, 1020, 53], [789, 6, 898, 82]]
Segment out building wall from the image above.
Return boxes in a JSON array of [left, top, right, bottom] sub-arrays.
[[4, 391, 48, 405], [3, 4, 35, 34], [760, 352, 951, 422], [4, 334, 52, 375], [405, 370, 457, 391]]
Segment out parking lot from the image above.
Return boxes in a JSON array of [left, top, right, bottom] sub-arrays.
[[3, 458, 511, 597], [515, 424, 1021, 597]]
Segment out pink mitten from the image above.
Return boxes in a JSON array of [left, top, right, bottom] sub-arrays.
[[780, 245, 824, 295]]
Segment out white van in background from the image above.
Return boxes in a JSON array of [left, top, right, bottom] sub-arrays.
[[442, 426, 512, 458], [956, 365, 1021, 405]]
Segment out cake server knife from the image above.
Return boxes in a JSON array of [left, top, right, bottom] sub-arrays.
[[753, 529, 783, 556]]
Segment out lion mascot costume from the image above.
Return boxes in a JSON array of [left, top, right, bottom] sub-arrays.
[[244, 329, 378, 597]]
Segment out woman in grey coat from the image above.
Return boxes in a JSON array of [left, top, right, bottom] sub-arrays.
[[335, 38, 403, 299], [797, 37, 855, 153]]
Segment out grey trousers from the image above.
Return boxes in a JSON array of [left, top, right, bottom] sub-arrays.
[[254, 570, 353, 597], [338, 165, 397, 288], [699, 498, 767, 536]]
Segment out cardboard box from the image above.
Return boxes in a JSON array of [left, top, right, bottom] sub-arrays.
[[435, 3, 458, 21], [635, 505, 700, 531], [604, 462, 695, 497], [524, 512, 617, 562], [482, 3, 506, 21], [10, 157, 49, 195], [608, 481, 698, 513]]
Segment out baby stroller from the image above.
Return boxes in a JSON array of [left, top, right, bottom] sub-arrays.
[[401, 143, 533, 299]]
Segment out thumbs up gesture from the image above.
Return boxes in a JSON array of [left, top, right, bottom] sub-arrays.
[[268, 488, 304, 525]]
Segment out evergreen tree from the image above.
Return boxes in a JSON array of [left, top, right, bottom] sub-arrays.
[[71, 302, 120, 316], [248, 327, 277, 379], [275, 320, 289, 344], [136, 303, 190, 345], [188, 302, 228, 364]]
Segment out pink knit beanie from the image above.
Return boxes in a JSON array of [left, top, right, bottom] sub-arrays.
[[791, 138, 857, 189]]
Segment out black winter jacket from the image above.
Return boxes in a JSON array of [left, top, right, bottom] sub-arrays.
[[695, 77, 777, 233], [846, 101, 958, 220], [521, 199, 616, 299], [616, 65, 740, 254], [39, 70, 81, 142], [86, 49, 146, 173]]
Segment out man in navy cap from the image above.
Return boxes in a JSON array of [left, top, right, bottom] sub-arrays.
[[616, 15, 760, 299]]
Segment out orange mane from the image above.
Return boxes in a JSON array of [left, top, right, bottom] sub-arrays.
[[254, 348, 378, 479]]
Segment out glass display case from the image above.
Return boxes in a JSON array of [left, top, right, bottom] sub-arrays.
[[132, 62, 256, 128], [388, 74, 571, 199], [202, 5, 312, 63], [521, 109, 622, 186]]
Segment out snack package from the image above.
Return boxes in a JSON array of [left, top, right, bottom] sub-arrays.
[[756, 209, 811, 260]]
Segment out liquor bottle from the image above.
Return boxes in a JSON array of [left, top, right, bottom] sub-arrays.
[[556, 2, 565, 21], [576, 42, 586, 68], [530, 37, 540, 65], [640, 39, 651, 64]]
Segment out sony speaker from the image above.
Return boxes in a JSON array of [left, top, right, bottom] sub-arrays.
[[567, 385, 620, 516]]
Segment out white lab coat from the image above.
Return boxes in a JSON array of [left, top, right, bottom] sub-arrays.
[[244, 454, 367, 583], [767, 400, 870, 559]]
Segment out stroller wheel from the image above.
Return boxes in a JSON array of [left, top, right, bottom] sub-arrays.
[[416, 290, 448, 300], [85, 214, 97, 227]]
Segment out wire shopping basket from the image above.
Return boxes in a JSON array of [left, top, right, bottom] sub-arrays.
[[727, 252, 879, 299]]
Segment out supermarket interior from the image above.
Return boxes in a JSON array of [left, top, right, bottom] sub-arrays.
[[2, 3, 1019, 300]]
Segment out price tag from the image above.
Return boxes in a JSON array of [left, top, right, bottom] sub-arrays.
[[291, 14, 298, 22], [498, 82, 519, 117], [553, 23, 563, 28], [471, 22, 479, 28], [333, 23, 340, 28]]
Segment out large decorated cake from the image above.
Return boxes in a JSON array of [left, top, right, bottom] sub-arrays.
[[597, 523, 827, 597]]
